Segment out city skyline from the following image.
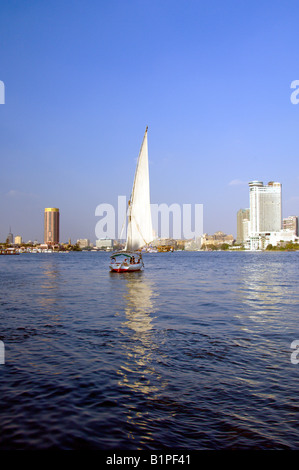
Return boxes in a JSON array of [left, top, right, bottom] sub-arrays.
[[3, 176, 298, 246], [1, 1, 299, 242]]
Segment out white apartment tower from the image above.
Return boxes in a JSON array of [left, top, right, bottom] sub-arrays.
[[249, 181, 282, 236]]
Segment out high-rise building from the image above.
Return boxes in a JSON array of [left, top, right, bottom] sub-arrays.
[[6, 227, 13, 244], [236, 208, 250, 244], [283, 216, 298, 235], [249, 181, 282, 236], [44, 208, 60, 245], [14, 235, 22, 244]]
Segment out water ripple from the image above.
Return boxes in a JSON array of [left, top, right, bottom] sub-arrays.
[[1, 251, 299, 449]]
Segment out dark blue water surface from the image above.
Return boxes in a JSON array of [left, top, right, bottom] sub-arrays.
[[1, 251, 299, 450]]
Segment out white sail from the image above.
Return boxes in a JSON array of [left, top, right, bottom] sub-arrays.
[[126, 127, 153, 252]]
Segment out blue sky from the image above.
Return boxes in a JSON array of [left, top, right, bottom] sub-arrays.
[[1, 0, 299, 242]]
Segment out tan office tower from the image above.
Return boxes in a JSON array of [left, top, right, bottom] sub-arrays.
[[236, 208, 250, 244], [249, 181, 282, 236], [44, 208, 60, 244]]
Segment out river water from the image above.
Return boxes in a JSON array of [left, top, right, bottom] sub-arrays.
[[1, 250, 299, 450]]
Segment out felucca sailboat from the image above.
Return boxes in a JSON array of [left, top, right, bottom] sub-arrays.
[[109, 126, 153, 272]]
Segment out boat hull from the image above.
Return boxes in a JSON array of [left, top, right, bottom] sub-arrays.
[[0, 250, 20, 255], [109, 251, 144, 272], [109, 262, 143, 273]]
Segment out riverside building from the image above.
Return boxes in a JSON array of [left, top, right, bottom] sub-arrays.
[[77, 239, 91, 249], [283, 216, 298, 236], [247, 181, 298, 249], [236, 208, 250, 244], [249, 181, 282, 235], [238, 181, 298, 249], [6, 228, 13, 244], [44, 208, 60, 245], [248, 181, 282, 250]]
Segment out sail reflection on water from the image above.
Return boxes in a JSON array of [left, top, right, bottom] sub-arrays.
[[38, 261, 62, 313], [123, 274, 156, 333], [116, 273, 164, 396]]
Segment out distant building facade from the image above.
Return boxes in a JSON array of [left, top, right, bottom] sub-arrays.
[[44, 208, 59, 245], [247, 181, 282, 250], [236, 208, 250, 244], [201, 231, 234, 248], [96, 238, 113, 250], [77, 238, 90, 248], [14, 235, 22, 244], [6, 228, 13, 244], [283, 216, 298, 236], [266, 230, 299, 247]]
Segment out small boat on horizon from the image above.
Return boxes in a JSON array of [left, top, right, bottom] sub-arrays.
[[0, 248, 20, 255], [110, 126, 153, 272]]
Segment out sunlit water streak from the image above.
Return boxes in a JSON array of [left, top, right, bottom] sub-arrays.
[[0, 251, 299, 449]]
